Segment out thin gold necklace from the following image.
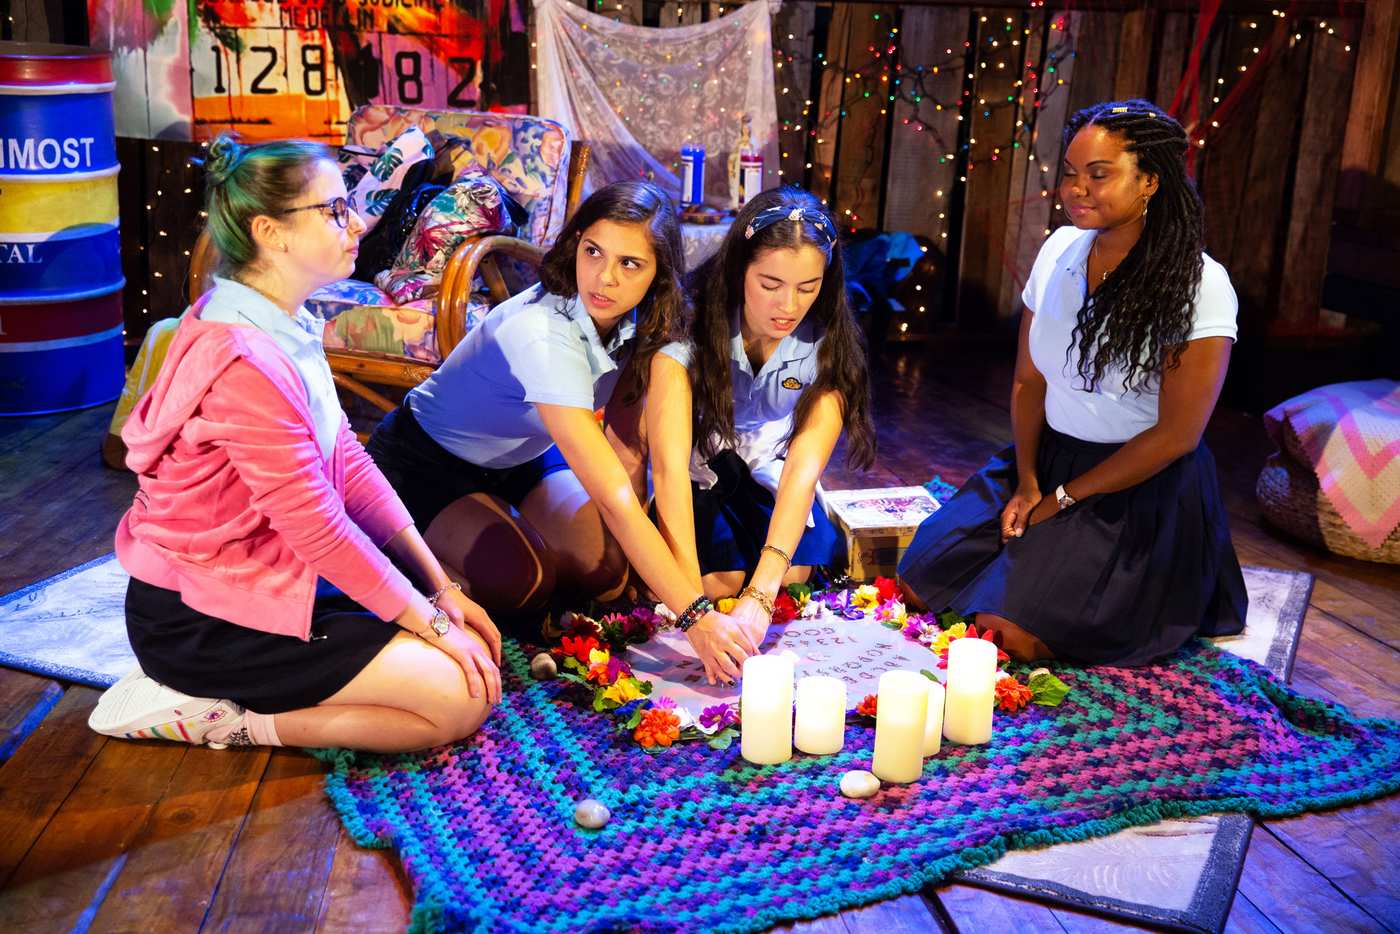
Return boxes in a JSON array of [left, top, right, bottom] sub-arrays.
[[1090, 237, 1114, 283]]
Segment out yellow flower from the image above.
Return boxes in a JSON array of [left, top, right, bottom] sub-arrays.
[[603, 677, 644, 705], [717, 597, 737, 614], [588, 647, 610, 667], [879, 602, 908, 628], [852, 585, 880, 609], [929, 621, 967, 654]]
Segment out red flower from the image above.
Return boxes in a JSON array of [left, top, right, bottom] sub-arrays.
[[772, 592, 799, 624], [995, 676, 1033, 713], [634, 707, 682, 748], [874, 576, 898, 603], [856, 694, 878, 718], [561, 635, 601, 665]]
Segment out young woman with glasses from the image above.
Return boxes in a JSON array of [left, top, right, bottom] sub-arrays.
[[88, 135, 502, 753]]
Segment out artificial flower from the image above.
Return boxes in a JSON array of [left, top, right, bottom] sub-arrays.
[[772, 592, 799, 624], [697, 703, 740, 734], [717, 597, 737, 614], [875, 600, 908, 628], [928, 622, 967, 655], [560, 611, 602, 640], [561, 634, 601, 665], [856, 694, 878, 718], [874, 577, 898, 604], [994, 674, 1033, 713], [634, 707, 682, 748], [852, 584, 881, 610], [786, 583, 813, 609], [603, 677, 645, 705]]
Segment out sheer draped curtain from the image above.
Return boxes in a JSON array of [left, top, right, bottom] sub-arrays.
[[533, 0, 781, 208]]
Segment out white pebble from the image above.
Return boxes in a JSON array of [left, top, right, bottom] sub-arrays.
[[530, 653, 558, 680], [840, 770, 880, 799], [574, 798, 610, 828]]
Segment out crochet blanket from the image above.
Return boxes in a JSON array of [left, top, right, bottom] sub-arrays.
[[318, 641, 1400, 934], [1265, 379, 1400, 549]]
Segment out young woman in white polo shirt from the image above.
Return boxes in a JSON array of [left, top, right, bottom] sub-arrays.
[[897, 100, 1247, 667], [636, 187, 876, 644], [367, 181, 757, 684]]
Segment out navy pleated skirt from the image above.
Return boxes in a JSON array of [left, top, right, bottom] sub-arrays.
[[897, 427, 1247, 667], [692, 451, 841, 574]]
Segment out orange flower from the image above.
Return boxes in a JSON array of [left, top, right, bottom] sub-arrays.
[[856, 694, 878, 718], [994, 676, 1033, 713], [633, 707, 682, 748]]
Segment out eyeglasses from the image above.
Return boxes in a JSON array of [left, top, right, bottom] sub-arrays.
[[276, 196, 352, 228]]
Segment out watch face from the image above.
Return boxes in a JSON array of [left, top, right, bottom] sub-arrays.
[[431, 613, 451, 636]]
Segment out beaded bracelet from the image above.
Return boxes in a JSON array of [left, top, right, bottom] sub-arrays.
[[761, 543, 792, 569], [737, 585, 775, 617], [676, 595, 713, 633], [429, 581, 463, 607]]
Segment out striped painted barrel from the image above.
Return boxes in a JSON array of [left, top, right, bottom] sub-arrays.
[[0, 43, 124, 415]]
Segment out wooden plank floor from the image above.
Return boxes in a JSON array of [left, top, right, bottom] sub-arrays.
[[0, 342, 1396, 933]]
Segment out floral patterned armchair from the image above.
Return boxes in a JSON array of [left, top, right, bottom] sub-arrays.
[[189, 105, 590, 416]]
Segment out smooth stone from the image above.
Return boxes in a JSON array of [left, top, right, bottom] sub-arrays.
[[574, 798, 610, 829], [840, 769, 880, 799], [530, 653, 558, 680]]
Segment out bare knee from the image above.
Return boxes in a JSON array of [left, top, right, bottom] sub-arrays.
[[704, 570, 745, 600], [414, 680, 494, 748]]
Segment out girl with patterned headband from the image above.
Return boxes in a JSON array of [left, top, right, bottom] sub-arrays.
[[897, 99, 1247, 666], [624, 186, 874, 645], [366, 180, 757, 685]]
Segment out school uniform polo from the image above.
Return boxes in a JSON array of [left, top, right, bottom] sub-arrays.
[[1023, 225, 1238, 444], [201, 276, 340, 463], [661, 317, 839, 572], [409, 283, 636, 469], [661, 315, 823, 494]]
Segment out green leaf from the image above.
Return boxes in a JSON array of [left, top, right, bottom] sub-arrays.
[[919, 669, 940, 682], [625, 707, 645, 730], [881, 619, 904, 631], [639, 680, 653, 696], [562, 656, 586, 674], [1029, 671, 1071, 707], [706, 729, 736, 750], [936, 608, 969, 628], [786, 582, 813, 602]]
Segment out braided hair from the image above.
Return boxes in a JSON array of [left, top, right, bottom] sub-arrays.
[[1061, 100, 1204, 392]]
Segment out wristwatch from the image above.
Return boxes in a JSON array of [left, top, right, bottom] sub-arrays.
[[1054, 484, 1077, 511], [423, 607, 451, 639]]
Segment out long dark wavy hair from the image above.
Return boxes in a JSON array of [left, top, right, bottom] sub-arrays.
[[688, 187, 875, 469], [539, 180, 688, 405], [1061, 99, 1204, 391]]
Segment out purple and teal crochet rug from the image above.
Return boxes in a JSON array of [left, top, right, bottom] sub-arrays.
[[317, 640, 1400, 934]]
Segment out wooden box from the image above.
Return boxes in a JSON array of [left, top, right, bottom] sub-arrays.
[[823, 486, 941, 582]]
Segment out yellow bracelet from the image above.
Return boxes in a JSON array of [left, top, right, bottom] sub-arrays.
[[738, 585, 776, 617]]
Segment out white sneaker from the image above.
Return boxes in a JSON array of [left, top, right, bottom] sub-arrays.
[[89, 667, 245, 748]]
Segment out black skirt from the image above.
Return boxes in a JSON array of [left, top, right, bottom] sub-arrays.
[[691, 450, 842, 574], [897, 427, 1247, 667], [366, 402, 568, 532], [125, 577, 399, 714]]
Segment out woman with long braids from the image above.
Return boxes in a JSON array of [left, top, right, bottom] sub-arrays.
[[636, 187, 875, 645], [897, 99, 1247, 666]]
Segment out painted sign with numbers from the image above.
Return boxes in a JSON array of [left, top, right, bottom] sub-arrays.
[[89, 0, 526, 140]]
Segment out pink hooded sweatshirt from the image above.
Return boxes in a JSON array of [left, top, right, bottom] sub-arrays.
[[116, 305, 417, 640]]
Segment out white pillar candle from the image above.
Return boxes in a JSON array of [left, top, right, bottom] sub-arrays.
[[794, 676, 846, 755], [740, 654, 795, 765], [870, 670, 930, 784], [943, 638, 998, 745], [922, 681, 946, 756]]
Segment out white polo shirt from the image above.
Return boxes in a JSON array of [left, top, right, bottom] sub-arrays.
[[409, 284, 636, 468], [1023, 225, 1238, 443], [201, 276, 341, 463], [661, 316, 824, 494]]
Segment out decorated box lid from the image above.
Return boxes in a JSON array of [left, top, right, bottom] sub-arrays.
[[823, 486, 940, 536]]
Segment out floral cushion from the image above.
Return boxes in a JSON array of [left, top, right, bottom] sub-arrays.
[[375, 173, 514, 305], [340, 127, 434, 234], [345, 106, 570, 246], [307, 279, 491, 364]]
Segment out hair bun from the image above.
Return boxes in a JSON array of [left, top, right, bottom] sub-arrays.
[[205, 134, 245, 187]]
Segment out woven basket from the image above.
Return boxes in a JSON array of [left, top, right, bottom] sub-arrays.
[[1256, 452, 1400, 564]]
